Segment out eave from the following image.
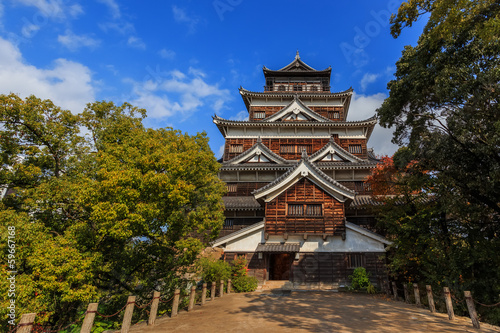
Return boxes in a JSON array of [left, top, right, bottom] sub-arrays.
[[239, 87, 353, 111]]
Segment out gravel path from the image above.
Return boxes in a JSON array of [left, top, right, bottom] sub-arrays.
[[129, 291, 500, 333]]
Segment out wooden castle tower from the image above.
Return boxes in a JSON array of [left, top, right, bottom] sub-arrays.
[[212, 52, 390, 288]]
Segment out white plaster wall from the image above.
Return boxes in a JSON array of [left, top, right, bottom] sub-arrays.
[[225, 228, 386, 253], [223, 228, 265, 252]]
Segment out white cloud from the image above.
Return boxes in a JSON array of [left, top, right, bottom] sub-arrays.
[[21, 23, 40, 37], [348, 92, 399, 156], [229, 110, 248, 121], [99, 21, 134, 35], [58, 30, 100, 51], [96, 0, 120, 19], [360, 73, 379, 92], [15, 0, 82, 19], [127, 36, 146, 49], [172, 5, 199, 33], [0, 37, 96, 113], [217, 144, 224, 159], [159, 48, 175, 60], [127, 68, 231, 121]]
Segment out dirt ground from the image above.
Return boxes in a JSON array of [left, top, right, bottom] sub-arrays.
[[129, 290, 500, 333]]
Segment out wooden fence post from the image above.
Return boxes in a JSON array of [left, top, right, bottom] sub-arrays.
[[403, 284, 410, 303], [171, 289, 180, 317], [443, 287, 455, 320], [81, 303, 98, 333], [211, 282, 216, 301], [201, 283, 207, 305], [228, 279, 232, 294], [188, 286, 196, 311], [385, 281, 391, 296], [413, 283, 421, 306], [219, 280, 224, 297], [121, 296, 136, 333], [148, 291, 160, 326], [16, 313, 36, 333], [464, 291, 480, 329], [392, 282, 398, 300], [426, 285, 436, 313]]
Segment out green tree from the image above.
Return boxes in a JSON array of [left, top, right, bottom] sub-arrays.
[[0, 94, 226, 329], [378, 0, 500, 309]]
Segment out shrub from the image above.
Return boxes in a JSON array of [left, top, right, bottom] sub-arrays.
[[232, 275, 258, 293], [348, 267, 374, 291], [198, 258, 231, 284], [231, 257, 258, 292]]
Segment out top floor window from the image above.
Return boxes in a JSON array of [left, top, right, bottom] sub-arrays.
[[293, 85, 303, 91], [278, 85, 286, 91]]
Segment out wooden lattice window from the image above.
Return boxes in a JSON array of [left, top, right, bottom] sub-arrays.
[[328, 111, 340, 119], [306, 204, 322, 216], [229, 144, 243, 153], [348, 254, 365, 268], [254, 111, 265, 119], [278, 85, 286, 91], [223, 219, 234, 229], [288, 204, 304, 216], [310, 86, 318, 91], [280, 144, 295, 153], [297, 145, 312, 154], [288, 204, 323, 217], [348, 144, 362, 154], [293, 85, 302, 91]]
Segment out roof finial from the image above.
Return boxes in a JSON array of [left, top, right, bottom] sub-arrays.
[[257, 136, 262, 143], [301, 148, 308, 159], [295, 50, 300, 60]]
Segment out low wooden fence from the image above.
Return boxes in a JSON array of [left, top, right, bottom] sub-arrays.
[[384, 281, 500, 330], [8, 280, 232, 333]]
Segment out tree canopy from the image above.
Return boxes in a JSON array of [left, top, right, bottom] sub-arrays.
[[374, 0, 500, 324], [0, 94, 226, 329]]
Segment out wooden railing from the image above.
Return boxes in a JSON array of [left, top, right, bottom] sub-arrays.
[[8, 280, 233, 333], [383, 281, 500, 330]]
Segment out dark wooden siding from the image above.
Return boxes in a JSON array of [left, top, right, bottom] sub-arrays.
[[224, 138, 367, 161], [265, 178, 345, 235], [291, 252, 386, 286]]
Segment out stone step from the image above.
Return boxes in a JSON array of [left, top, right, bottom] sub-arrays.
[[261, 280, 293, 290]]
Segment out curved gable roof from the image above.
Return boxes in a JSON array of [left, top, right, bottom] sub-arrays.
[[309, 137, 365, 163], [263, 95, 331, 123], [253, 150, 355, 203], [223, 137, 292, 165]]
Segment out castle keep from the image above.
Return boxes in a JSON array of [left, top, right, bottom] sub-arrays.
[[212, 53, 390, 288]]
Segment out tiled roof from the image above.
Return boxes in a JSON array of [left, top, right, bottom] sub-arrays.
[[213, 114, 377, 127], [252, 151, 355, 198], [223, 196, 263, 209], [309, 137, 365, 163], [255, 243, 301, 253], [211, 221, 265, 247]]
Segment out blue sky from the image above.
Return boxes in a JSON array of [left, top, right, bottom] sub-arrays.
[[0, 0, 427, 157]]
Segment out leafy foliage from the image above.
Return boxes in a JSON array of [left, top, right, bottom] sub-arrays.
[[0, 94, 226, 329], [198, 258, 232, 284], [375, 0, 500, 325], [348, 267, 374, 292], [230, 257, 258, 293]]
